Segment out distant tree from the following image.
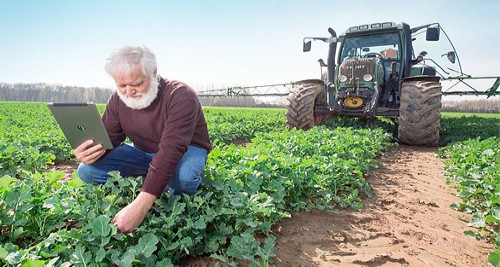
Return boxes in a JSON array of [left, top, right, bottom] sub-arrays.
[[442, 97, 500, 113], [0, 82, 112, 103]]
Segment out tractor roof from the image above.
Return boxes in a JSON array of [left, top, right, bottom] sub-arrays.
[[341, 22, 403, 37]]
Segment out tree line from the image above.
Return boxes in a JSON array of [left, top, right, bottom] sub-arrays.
[[442, 97, 500, 113], [0, 82, 284, 108], [0, 82, 113, 103]]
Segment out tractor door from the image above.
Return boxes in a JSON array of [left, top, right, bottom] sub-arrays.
[[409, 24, 463, 79]]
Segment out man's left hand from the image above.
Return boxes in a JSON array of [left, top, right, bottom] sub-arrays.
[[112, 191, 157, 233]]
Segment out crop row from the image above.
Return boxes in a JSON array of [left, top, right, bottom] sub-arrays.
[[438, 136, 500, 266], [438, 113, 500, 266], [0, 102, 393, 266], [0, 103, 285, 178]]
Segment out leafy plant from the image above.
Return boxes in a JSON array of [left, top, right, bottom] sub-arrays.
[[0, 103, 395, 265], [438, 136, 500, 266]]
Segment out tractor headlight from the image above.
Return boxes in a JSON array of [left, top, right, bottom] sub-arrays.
[[363, 74, 373, 82], [338, 75, 348, 82]]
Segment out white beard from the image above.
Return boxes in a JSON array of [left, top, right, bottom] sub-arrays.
[[117, 77, 159, 110]]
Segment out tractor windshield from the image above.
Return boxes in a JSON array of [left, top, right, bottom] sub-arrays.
[[339, 32, 401, 62], [411, 25, 463, 79]]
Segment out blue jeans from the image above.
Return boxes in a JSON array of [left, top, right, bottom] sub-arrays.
[[77, 144, 208, 195]]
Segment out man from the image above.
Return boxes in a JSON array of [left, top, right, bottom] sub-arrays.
[[75, 46, 211, 233]]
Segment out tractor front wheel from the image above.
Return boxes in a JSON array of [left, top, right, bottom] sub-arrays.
[[398, 80, 442, 146]]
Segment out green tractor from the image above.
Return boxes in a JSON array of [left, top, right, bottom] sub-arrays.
[[285, 22, 459, 146]]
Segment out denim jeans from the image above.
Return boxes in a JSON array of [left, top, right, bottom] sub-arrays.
[[77, 144, 208, 195]]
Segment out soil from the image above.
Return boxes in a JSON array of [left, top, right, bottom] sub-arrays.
[[49, 159, 79, 182], [186, 145, 494, 266], [54, 146, 494, 266]]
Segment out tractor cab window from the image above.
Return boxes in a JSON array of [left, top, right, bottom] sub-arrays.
[[340, 32, 402, 63], [340, 32, 402, 81]]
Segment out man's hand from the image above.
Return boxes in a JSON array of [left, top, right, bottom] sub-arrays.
[[112, 192, 157, 233], [74, 140, 106, 164]]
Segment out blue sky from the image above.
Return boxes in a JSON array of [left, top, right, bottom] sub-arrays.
[[1, 0, 499, 93]]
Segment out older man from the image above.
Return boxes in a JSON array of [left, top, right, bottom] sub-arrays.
[[75, 46, 211, 233]]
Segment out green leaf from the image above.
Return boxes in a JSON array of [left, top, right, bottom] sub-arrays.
[[67, 178, 85, 187], [44, 257, 60, 267], [261, 235, 276, 258], [0, 245, 8, 260], [492, 207, 500, 221], [0, 175, 16, 192], [227, 234, 259, 260], [95, 247, 106, 262], [21, 259, 46, 267], [91, 215, 111, 237], [13, 227, 25, 239], [488, 249, 500, 267], [6, 187, 31, 206], [155, 258, 174, 267], [210, 254, 237, 266], [464, 230, 477, 238], [470, 214, 486, 228], [111, 250, 136, 267], [133, 233, 158, 258], [5, 251, 22, 265], [72, 244, 91, 265], [194, 217, 207, 230]]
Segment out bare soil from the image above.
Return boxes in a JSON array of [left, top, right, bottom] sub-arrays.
[[49, 159, 79, 182], [272, 145, 493, 267]]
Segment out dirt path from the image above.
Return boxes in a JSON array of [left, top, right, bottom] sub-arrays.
[[273, 145, 493, 266]]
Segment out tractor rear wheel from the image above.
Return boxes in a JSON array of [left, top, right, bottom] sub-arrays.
[[398, 80, 442, 146], [285, 83, 322, 130]]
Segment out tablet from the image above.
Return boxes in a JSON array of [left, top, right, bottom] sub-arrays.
[[48, 102, 113, 149]]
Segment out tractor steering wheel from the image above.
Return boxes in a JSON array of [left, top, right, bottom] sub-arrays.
[[363, 52, 383, 58]]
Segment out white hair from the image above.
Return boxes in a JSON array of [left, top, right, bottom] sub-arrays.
[[105, 46, 157, 78]]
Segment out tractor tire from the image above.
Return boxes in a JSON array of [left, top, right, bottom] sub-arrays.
[[285, 83, 322, 130], [398, 80, 442, 146]]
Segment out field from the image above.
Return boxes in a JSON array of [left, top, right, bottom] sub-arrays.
[[0, 102, 499, 266]]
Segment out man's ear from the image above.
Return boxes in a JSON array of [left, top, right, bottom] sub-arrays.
[[154, 68, 157, 77]]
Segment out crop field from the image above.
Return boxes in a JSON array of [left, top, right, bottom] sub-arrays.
[[0, 102, 499, 266]]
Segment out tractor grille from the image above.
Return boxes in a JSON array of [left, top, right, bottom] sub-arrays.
[[339, 58, 375, 84]]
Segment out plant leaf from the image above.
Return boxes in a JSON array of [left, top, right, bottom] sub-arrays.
[[133, 233, 158, 258], [91, 215, 111, 237], [488, 249, 500, 267]]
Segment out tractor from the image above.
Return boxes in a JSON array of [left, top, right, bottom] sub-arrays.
[[285, 22, 460, 146]]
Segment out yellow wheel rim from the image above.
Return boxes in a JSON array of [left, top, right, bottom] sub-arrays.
[[344, 97, 363, 108]]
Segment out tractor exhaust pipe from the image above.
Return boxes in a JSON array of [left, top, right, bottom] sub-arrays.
[[327, 28, 337, 82]]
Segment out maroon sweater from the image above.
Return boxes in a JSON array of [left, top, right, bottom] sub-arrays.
[[102, 77, 212, 197]]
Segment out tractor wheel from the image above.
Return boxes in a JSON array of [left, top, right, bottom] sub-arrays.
[[398, 80, 442, 146], [285, 83, 322, 130]]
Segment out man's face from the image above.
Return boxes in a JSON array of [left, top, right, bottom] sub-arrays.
[[115, 72, 150, 98], [114, 71, 159, 110]]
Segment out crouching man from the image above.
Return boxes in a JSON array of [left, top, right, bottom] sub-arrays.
[[75, 46, 211, 233]]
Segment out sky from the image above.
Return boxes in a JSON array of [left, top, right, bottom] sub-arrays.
[[1, 0, 499, 97]]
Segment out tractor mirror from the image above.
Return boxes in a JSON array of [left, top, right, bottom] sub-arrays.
[[445, 51, 456, 64], [426, 27, 440, 41], [303, 41, 312, 52]]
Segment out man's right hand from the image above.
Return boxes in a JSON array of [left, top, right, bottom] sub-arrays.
[[74, 140, 106, 164]]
